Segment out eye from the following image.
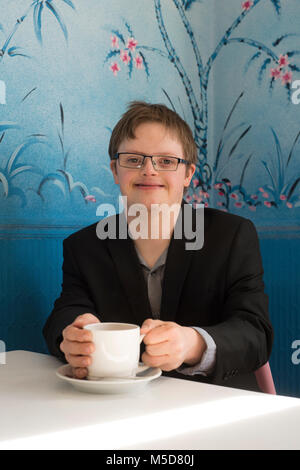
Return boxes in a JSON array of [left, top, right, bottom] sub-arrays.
[[158, 157, 172, 165]]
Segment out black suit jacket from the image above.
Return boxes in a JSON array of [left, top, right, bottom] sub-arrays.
[[43, 201, 273, 392]]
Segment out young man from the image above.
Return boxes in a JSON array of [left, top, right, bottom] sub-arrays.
[[43, 101, 273, 392]]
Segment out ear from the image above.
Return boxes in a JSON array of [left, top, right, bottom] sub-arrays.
[[110, 159, 119, 185], [184, 163, 196, 188]]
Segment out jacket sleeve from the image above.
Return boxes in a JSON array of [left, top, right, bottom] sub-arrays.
[[43, 238, 98, 361], [203, 218, 274, 385]]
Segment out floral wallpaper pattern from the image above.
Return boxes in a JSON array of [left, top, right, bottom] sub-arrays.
[[0, 0, 299, 225]]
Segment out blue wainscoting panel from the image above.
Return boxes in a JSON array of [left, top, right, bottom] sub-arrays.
[[259, 229, 300, 399], [0, 226, 80, 355]]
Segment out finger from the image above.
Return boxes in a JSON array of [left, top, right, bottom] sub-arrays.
[[65, 353, 91, 368], [142, 351, 170, 368], [143, 323, 172, 345], [63, 325, 93, 343], [72, 367, 88, 379], [61, 339, 95, 356], [73, 313, 100, 328], [145, 341, 170, 357], [140, 319, 164, 334]]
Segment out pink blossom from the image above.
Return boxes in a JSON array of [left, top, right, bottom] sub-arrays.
[[127, 37, 138, 52], [185, 195, 192, 203], [193, 194, 202, 203], [134, 55, 143, 69], [270, 67, 281, 80], [281, 70, 292, 85], [278, 54, 289, 68], [230, 193, 238, 200], [264, 201, 272, 207], [251, 194, 258, 200], [218, 191, 224, 196], [262, 192, 269, 198], [234, 202, 243, 208], [120, 50, 131, 65], [259, 187, 265, 192], [280, 194, 287, 200], [111, 35, 119, 49], [217, 202, 223, 207], [242, 1, 253, 11], [214, 183, 223, 189], [249, 205, 256, 211], [203, 192, 210, 199], [110, 62, 120, 76], [192, 178, 199, 188], [225, 181, 231, 187], [286, 202, 293, 208], [204, 202, 209, 208], [85, 195, 96, 203]]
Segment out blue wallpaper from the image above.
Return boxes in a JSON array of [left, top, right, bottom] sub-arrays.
[[0, 0, 300, 397], [0, 0, 299, 225]]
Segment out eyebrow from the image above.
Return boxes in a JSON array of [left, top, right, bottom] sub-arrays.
[[120, 151, 180, 156]]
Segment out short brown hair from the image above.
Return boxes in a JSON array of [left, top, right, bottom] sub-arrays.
[[108, 101, 197, 197]]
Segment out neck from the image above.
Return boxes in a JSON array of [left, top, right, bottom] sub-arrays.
[[125, 202, 181, 241]]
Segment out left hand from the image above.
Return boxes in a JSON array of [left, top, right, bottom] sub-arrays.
[[140, 319, 206, 371]]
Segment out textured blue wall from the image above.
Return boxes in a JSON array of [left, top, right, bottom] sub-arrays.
[[0, 0, 299, 397]]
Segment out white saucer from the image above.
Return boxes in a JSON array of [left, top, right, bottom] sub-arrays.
[[56, 363, 162, 394]]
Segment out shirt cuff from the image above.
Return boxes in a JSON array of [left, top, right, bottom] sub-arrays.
[[176, 327, 217, 377]]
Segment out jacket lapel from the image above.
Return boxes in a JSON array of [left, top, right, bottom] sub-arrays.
[[160, 201, 195, 322]]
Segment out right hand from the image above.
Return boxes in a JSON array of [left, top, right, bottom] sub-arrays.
[[60, 313, 100, 379]]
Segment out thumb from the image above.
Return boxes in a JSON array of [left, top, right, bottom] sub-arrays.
[[73, 313, 100, 328]]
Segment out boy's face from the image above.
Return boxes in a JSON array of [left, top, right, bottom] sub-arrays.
[[110, 122, 196, 210]]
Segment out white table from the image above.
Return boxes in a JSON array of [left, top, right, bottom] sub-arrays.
[[1, 350, 300, 450]]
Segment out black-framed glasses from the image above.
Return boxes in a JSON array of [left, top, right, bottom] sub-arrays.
[[113, 152, 189, 171]]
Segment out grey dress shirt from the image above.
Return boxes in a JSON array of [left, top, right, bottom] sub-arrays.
[[134, 245, 216, 376]]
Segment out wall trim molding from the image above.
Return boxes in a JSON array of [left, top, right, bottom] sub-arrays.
[[0, 224, 300, 239]]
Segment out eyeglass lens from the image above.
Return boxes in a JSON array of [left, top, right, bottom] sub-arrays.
[[119, 154, 178, 170]]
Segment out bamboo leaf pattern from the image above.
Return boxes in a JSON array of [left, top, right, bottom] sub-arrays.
[[244, 51, 261, 73], [33, 1, 44, 44], [5, 137, 48, 175], [61, 0, 76, 10], [214, 92, 245, 171], [273, 34, 300, 47], [138, 51, 150, 77], [258, 58, 272, 83], [7, 46, 30, 58], [9, 165, 42, 179], [45, 1, 68, 41], [287, 178, 300, 201], [270, 0, 281, 15], [286, 129, 300, 168], [110, 29, 125, 45], [0, 172, 9, 197], [0, 122, 19, 132], [270, 127, 284, 191]]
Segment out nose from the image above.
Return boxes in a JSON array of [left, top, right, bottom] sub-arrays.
[[142, 156, 158, 174]]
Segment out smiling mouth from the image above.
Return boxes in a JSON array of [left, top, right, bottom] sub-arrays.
[[135, 184, 164, 187]]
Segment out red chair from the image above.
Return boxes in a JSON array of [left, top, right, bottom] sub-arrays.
[[255, 362, 276, 394]]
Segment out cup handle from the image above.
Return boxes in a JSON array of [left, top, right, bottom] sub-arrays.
[[139, 334, 145, 344]]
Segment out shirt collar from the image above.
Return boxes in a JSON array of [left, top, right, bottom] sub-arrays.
[[134, 245, 168, 272]]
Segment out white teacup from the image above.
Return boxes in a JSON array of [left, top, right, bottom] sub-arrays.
[[83, 322, 145, 380]]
